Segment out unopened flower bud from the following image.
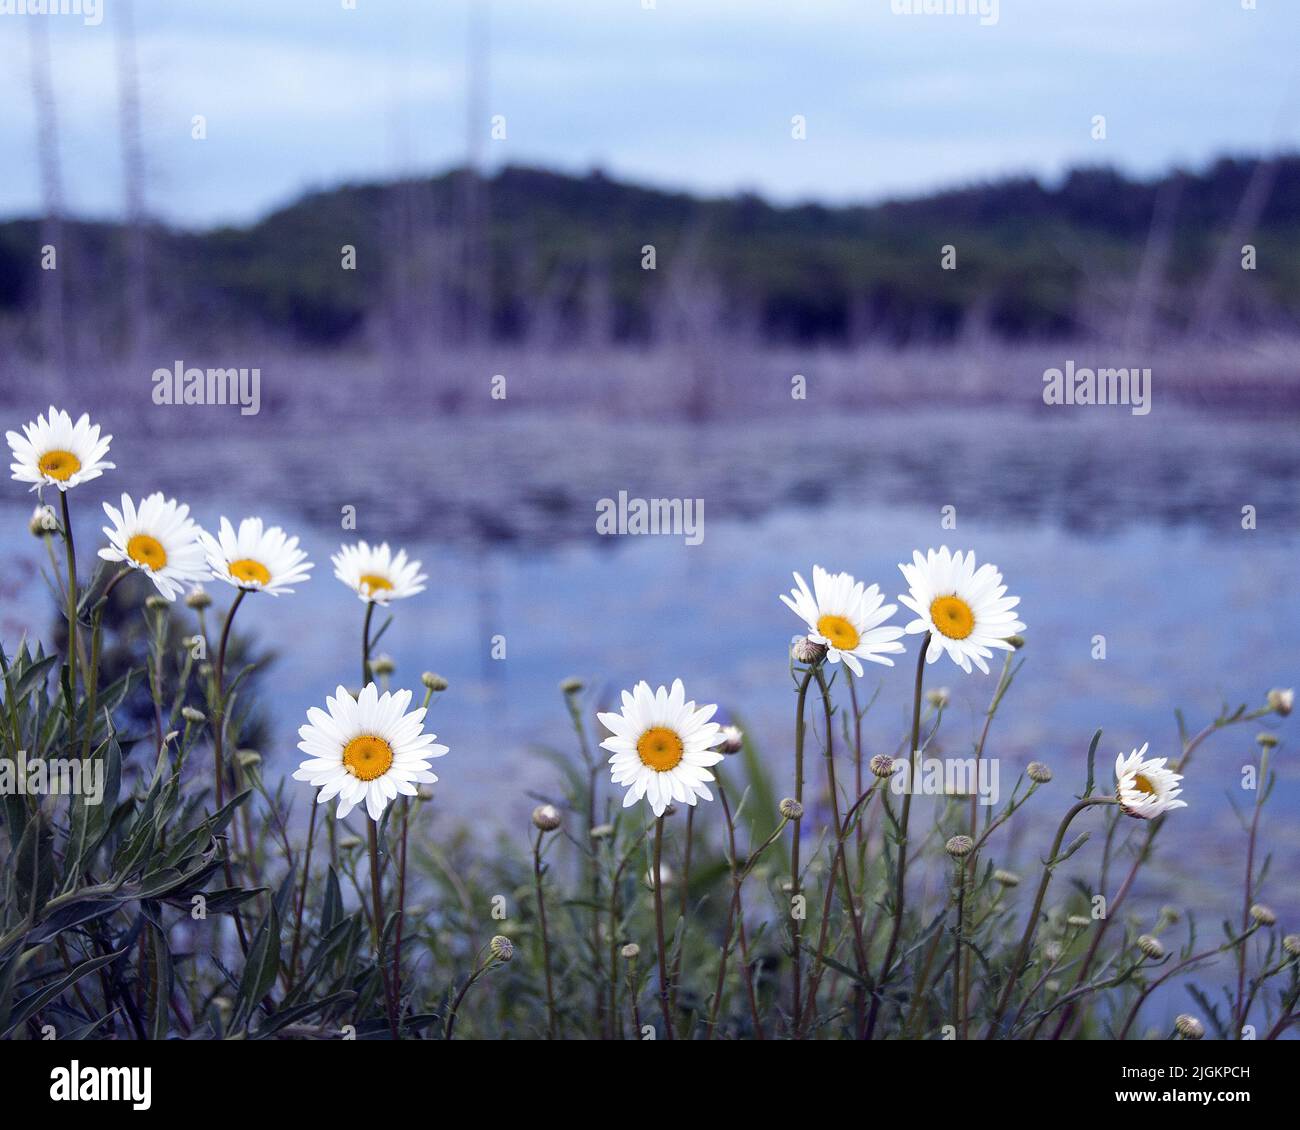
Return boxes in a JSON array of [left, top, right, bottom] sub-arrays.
[[1174, 1014, 1204, 1040], [1282, 935, 1300, 959], [185, 585, 212, 610], [779, 797, 804, 821], [532, 804, 562, 832], [869, 754, 895, 779], [945, 835, 974, 858], [421, 672, 448, 692], [1255, 732, 1279, 749], [181, 706, 206, 724], [236, 749, 261, 769], [719, 725, 744, 754], [145, 594, 169, 612], [993, 869, 1020, 888], [29, 505, 54, 537], [1067, 915, 1092, 928], [1266, 688, 1293, 716], [590, 823, 614, 840], [1027, 762, 1053, 784], [790, 636, 827, 665], [339, 835, 362, 851], [926, 688, 950, 709], [1006, 635, 1026, 650], [621, 943, 640, 961], [1043, 940, 1063, 962], [1137, 935, 1165, 959], [1250, 903, 1277, 927], [560, 677, 584, 695], [371, 653, 395, 677], [489, 936, 514, 962]]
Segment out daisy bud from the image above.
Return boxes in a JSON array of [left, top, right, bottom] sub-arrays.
[[236, 749, 261, 769], [869, 754, 895, 779], [945, 835, 974, 858], [371, 653, 395, 677], [590, 823, 615, 840], [421, 672, 448, 692], [621, 943, 640, 961], [1067, 915, 1093, 928], [790, 636, 827, 666], [489, 936, 514, 962], [28, 506, 53, 537], [532, 804, 562, 832], [779, 797, 804, 821], [1006, 634, 1026, 650], [1174, 1014, 1204, 1040], [1027, 762, 1053, 784], [719, 725, 744, 754], [185, 585, 212, 610], [1137, 935, 1165, 959], [1282, 935, 1300, 959], [993, 869, 1021, 887], [1256, 732, 1279, 749], [1043, 940, 1063, 962], [560, 677, 585, 695], [1267, 688, 1293, 716], [926, 688, 950, 709], [339, 835, 362, 851], [181, 706, 206, 725], [1250, 903, 1277, 927], [145, 594, 169, 612]]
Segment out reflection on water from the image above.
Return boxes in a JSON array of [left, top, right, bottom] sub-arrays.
[[1, 405, 1297, 991]]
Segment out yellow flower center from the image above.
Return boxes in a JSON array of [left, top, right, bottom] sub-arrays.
[[816, 614, 860, 651], [359, 573, 393, 595], [229, 558, 272, 586], [342, 734, 394, 781], [930, 595, 975, 640], [1132, 773, 1156, 796], [637, 727, 684, 772], [39, 449, 81, 481], [126, 533, 168, 571]]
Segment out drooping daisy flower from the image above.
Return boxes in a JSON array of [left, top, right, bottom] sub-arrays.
[[598, 679, 724, 818], [897, 546, 1025, 674], [1115, 744, 1186, 819], [331, 540, 427, 604], [780, 566, 905, 676], [200, 516, 313, 596], [6, 406, 114, 492], [97, 493, 209, 600], [293, 683, 447, 822]]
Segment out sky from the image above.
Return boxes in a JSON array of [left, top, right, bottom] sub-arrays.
[[2, 0, 1299, 229]]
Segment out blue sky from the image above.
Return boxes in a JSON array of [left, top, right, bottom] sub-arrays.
[[2, 0, 1298, 227]]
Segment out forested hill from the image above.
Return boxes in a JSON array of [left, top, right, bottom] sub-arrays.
[[2, 156, 1298, 352]]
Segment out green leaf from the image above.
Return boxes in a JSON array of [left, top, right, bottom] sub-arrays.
[[1, 948, 127, 1038]]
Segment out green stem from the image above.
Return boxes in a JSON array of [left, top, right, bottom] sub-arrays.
[[985, 795, 1117, 1036], [865, 632, 928, 1039], [652, 815, 675, 1040], [59, 489, 79, 707], [534, 829, 559, 1038], [368, 820, 399, 1039], [790, 665, 814, 1036]]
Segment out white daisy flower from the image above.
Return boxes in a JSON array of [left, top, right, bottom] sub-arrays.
[[293, 683, 447, 822], [6, 405, 114, 492], [897, 546, 1025, 674], [200, 516, 313, 596], [598, 679, 724, 818], [1115, 743, 1187, 819], [780, 566, 905, 676], [97, 492, 208, 601], [331, 540, 427, 604]]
